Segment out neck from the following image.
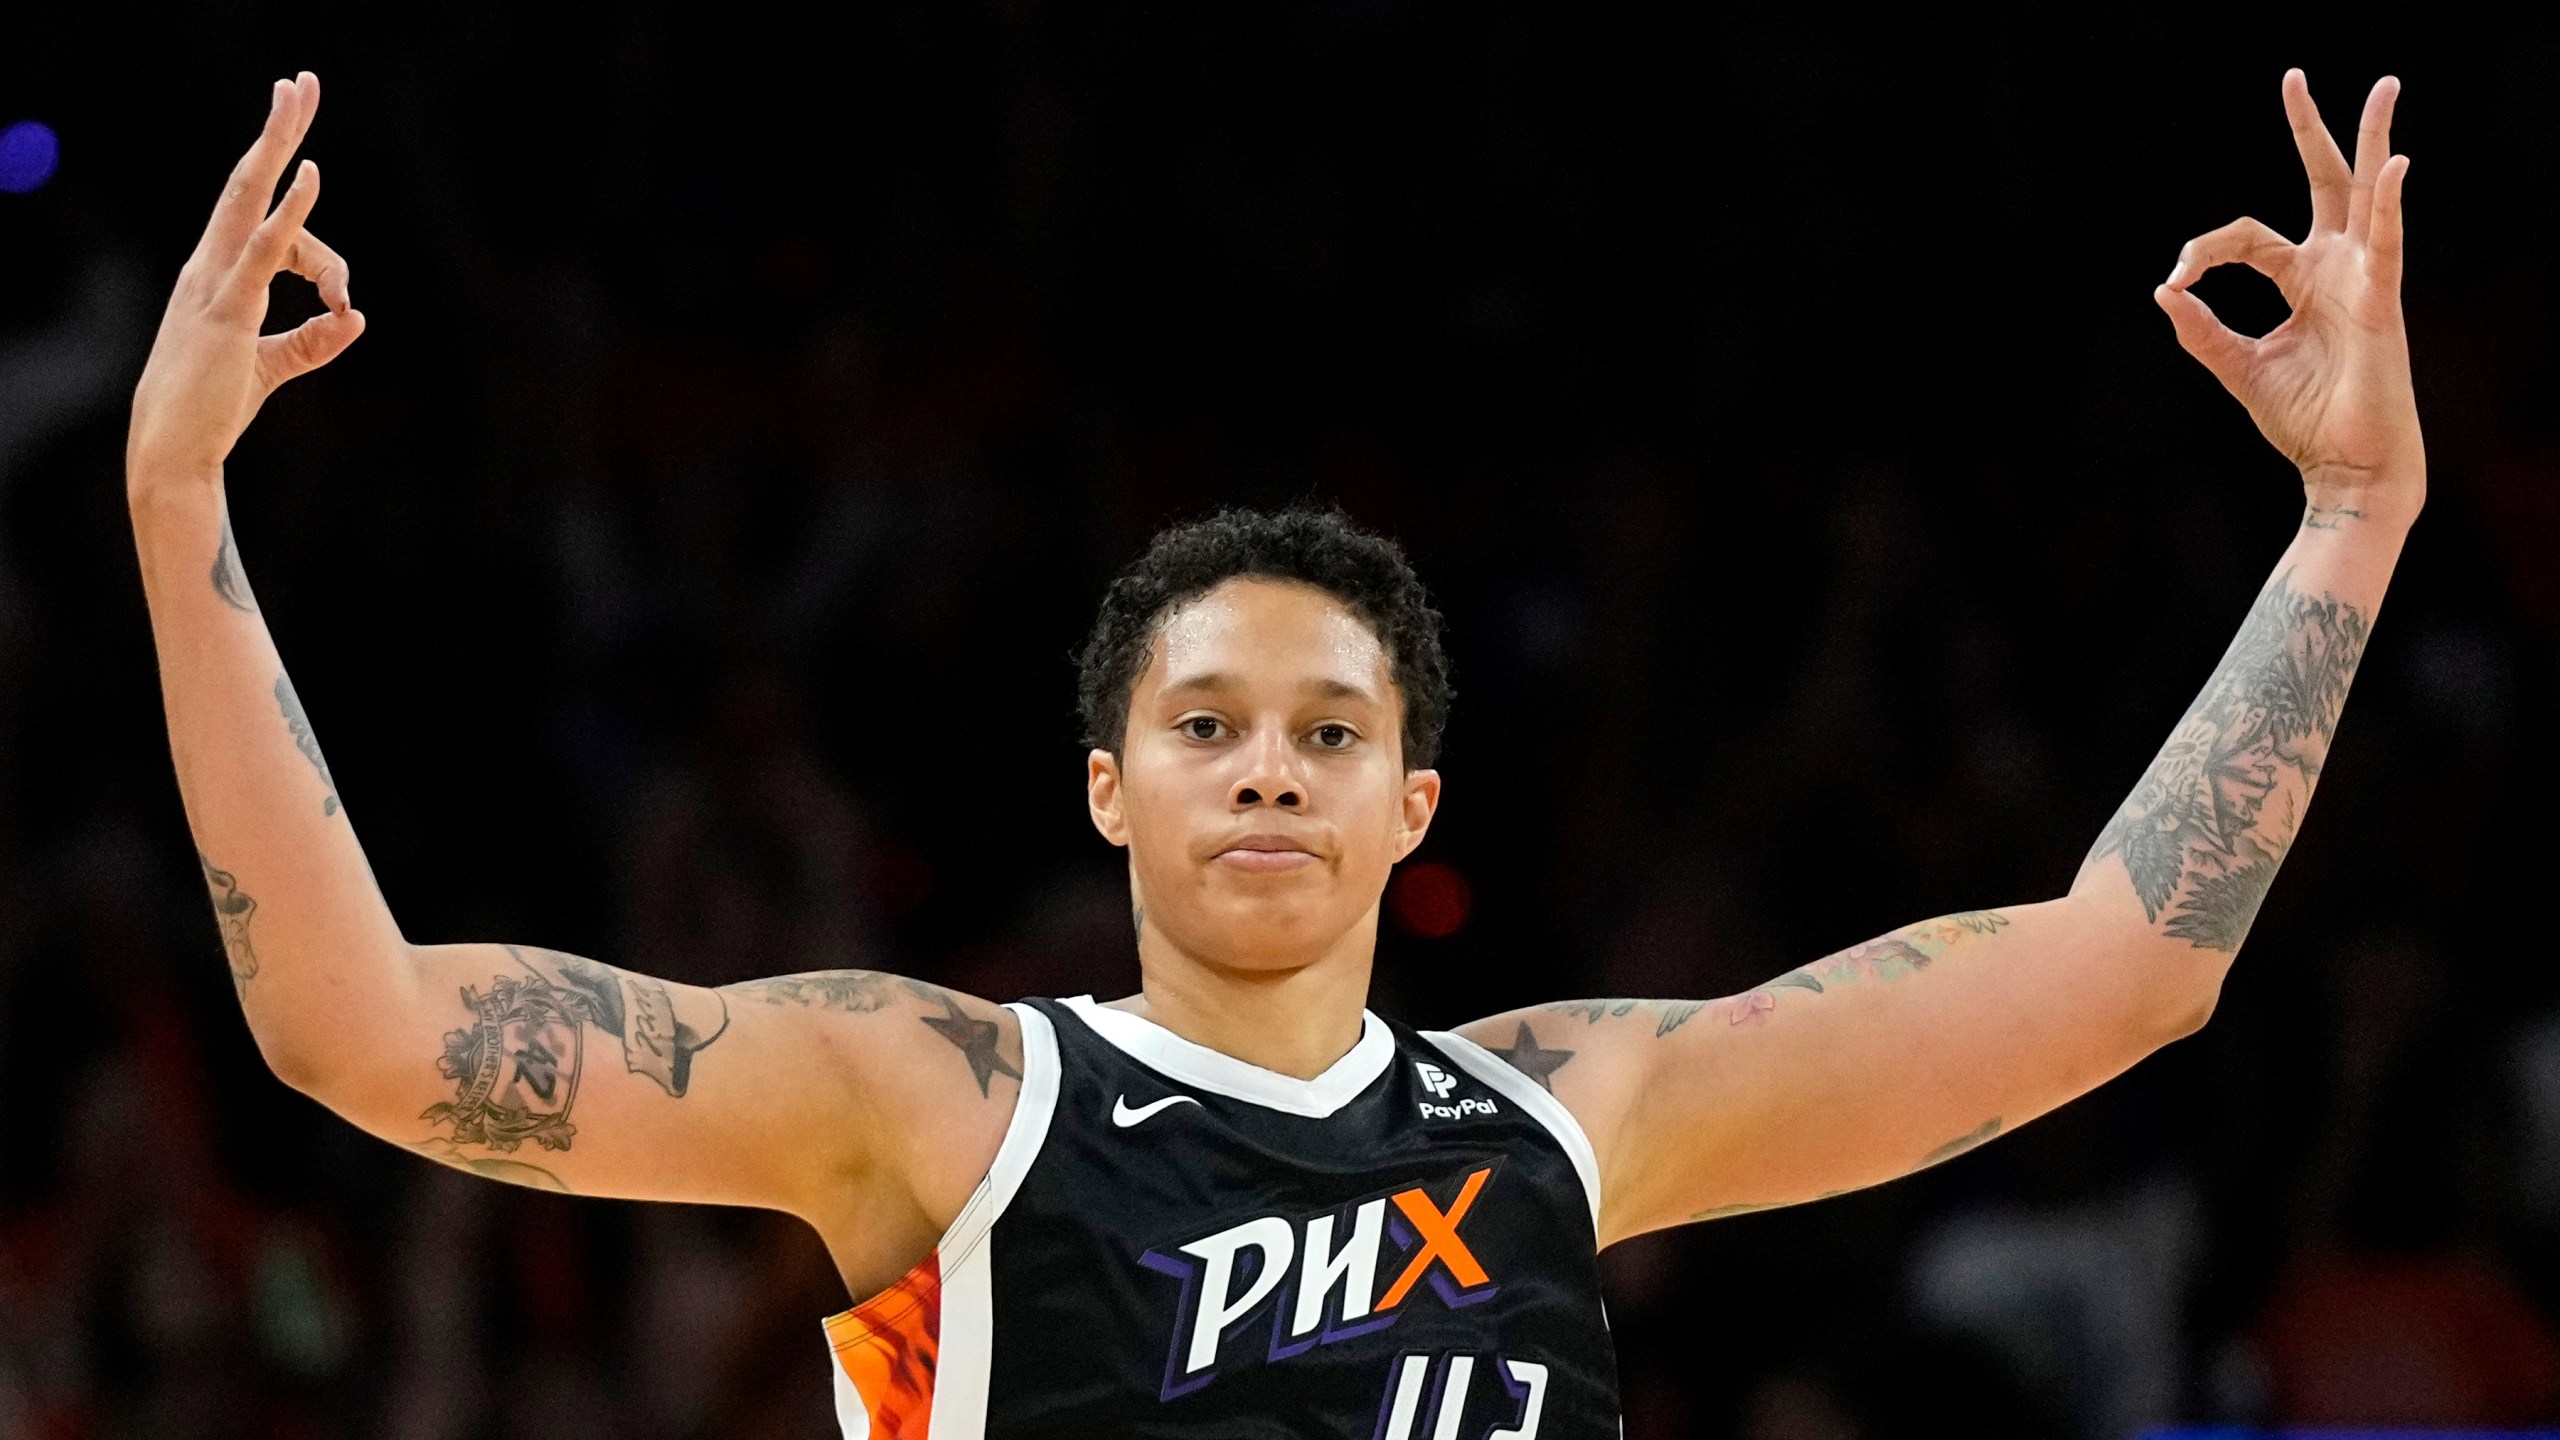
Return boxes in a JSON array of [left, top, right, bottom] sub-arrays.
[[1108, 911, 1378, 1079]]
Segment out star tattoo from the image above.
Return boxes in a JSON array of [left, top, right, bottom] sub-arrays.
[[1489, 1022, 1573, 1093], [920, 994, 1022, 1097]]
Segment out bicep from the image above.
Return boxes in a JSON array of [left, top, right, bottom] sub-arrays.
[[1471, 898, 2182, 1243], [320, 945, 1011, 1218]]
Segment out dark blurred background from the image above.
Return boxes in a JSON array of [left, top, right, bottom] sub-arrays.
[[4, 5, 2557, 1438]]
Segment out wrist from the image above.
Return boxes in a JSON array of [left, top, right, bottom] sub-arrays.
[[126, 463, 224, 512], [2300, 462, 2424, 535], [126, 467, 227, 548]]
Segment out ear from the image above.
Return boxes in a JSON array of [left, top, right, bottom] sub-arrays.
[[1087, 748, 1131, 847], [1392, 768, 1441, 861]]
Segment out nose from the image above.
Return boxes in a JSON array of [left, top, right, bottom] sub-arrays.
[[1229, 731, 1305, 811]]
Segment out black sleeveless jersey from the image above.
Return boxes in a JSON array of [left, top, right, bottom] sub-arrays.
[[821, 995, 1621, 1438]]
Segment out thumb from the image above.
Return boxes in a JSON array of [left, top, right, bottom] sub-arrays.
[[2155, 285, 2254, 394], [256, 307, 367, 389]]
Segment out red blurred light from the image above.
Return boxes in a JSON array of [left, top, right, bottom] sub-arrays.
[[1389, 861, 1471, 939]]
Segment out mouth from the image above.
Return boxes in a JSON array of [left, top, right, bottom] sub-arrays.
[[1212, 835, 1323, 874]]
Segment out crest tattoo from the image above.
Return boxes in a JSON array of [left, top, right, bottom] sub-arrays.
[[424, 976, 595, 1153]]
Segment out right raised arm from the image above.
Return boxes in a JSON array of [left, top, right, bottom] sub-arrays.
[[127, 77, 1019, 1257]]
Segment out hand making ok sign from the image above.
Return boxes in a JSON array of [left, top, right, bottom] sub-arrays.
[[2158, 70, 2423, 523], [129, 73, 363, 489]]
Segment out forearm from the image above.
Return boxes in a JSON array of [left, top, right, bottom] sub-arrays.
[[131, 468, 411, 1088], [2066, 478, 2417, 1001]]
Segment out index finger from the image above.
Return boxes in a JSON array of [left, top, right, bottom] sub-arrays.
[[2345, 75, 2401, 242], [193, 73, 322, 268], [2283, 69, 2353, 236]]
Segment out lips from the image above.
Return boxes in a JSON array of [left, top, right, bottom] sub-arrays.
[[1213, 834, 1322, 873]]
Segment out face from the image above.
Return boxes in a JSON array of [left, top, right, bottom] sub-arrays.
[[1086, 578, 1441, 973]]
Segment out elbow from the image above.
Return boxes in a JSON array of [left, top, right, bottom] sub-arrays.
[[245, 1013, 355, 1101], [241, 944, 418, 1103], [251, 1025, 332, 1098], [2146, 979, 2222, 1049]]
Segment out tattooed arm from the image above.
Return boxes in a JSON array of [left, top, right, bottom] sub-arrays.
[[127, 79, 1019, 1293], [1462, 71, 2424, 1245]]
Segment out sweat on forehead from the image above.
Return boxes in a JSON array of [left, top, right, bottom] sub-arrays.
[[1147, 579, 1390, 685]]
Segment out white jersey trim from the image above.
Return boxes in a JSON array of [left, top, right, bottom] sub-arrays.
[[829, 1356, 869, 1438], [1421, 1029, 1604, 1236], [1059, 994, 1393, 1119], [908, 1003, 1060, 1440]]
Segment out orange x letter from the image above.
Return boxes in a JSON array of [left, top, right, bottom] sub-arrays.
[[1378, 1168, 1492, 1309]]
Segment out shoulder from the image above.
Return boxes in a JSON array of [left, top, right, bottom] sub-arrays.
[[724, 972, 1031, 1223], [1447, 1002, 1703, 1239]]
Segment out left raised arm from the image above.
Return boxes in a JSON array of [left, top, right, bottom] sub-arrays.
[[1462, 70, 2423, 1245]]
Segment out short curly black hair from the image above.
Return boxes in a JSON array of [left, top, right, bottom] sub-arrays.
[[1076, 507, 1453, 768]]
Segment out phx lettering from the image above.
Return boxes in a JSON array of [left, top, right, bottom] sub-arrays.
[[1139, 1167, 1498, 1399]]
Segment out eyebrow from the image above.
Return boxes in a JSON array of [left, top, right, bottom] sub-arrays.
[[1157, 672, 1381, 706]]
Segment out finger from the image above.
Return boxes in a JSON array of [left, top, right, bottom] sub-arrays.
[[195, 78, 313, 268], [285, 229, 353, 314], [2283, 68, 2353, 236], [2346, 75, 2401, 242], [2163, 216, 2297, 293], [220, 160, 322, 309], [2155, 285, 2257, 392], [257, 307, 367, 389], [2368, 153, 2409, 291]]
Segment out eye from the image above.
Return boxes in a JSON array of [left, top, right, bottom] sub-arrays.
[[1183, 716, 1225, 741], [1311, 723, 1354, 749]]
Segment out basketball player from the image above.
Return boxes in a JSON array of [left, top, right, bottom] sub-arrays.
[[125, 69, 2419, 1437]]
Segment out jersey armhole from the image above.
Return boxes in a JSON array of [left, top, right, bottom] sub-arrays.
[[938, 1002, 1061, 1266], [1421, 1029, 1603, 1238]]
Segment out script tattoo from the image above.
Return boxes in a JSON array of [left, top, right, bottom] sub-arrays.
[[1549, 999, 1639, 1025], [1533, 911, 2014, 1048], [919, 992, 1021, 1097], [724, 970, 939, 1014], [274, 674, 340, 816], [522, 948, 729, 1098], [210, 510, 257, 613], [200, 852, 259, 1000], [1543, 998, 1707, 1037], [2086, 573, 2369, 952], [425, 976, 593, 1153]]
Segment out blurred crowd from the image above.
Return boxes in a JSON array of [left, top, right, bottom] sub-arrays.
[[3, 6, 2558, 1438]]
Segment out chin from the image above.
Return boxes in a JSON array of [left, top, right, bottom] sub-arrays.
[[1187, 889, 1364, 972]]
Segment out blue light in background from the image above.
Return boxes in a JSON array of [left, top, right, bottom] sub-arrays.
[[0, 120, 61, 194]]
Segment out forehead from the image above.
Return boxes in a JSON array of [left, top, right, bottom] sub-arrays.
[[1145, 578, 1391, 696]]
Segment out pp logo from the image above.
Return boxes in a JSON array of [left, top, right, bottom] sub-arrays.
[[1413, 1061, 1498, 1121]]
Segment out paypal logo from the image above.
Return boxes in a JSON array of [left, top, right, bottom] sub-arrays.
[[1413, 1060, 1497, 1121]]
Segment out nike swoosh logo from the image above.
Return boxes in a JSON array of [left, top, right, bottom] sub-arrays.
[[1112, 1093, 1203, 1128]]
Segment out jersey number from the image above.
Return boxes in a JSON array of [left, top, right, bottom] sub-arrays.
[[1377, 1353, 1548, 1440]]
